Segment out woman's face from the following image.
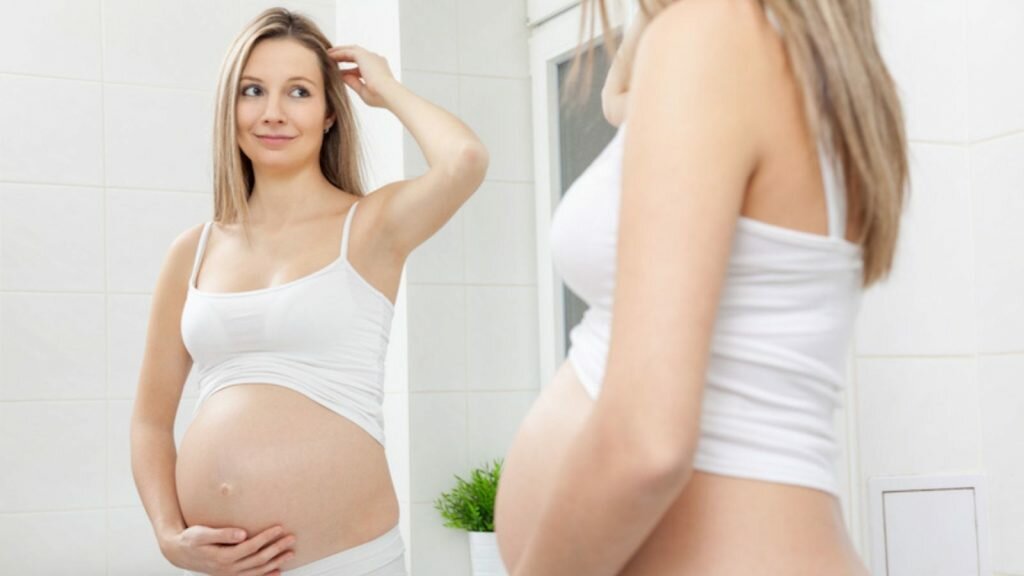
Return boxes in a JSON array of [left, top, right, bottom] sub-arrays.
[[236, 38, 333, 173]]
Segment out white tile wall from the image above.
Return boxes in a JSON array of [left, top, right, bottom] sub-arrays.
[[967, 0, 1024, 140], [399, 0, 459, 74], [1, 294, 106, 401], [409, 393, 467, 503], [0, 76, 105, 186], [856, 358, 982, 480], [0, 510, 107, 575], [103, 0, 239, 91], [456, 0, 530, 78], [971, 134, 1024, 354], [466, 286, 539, 391], [103, 86, 215, 193], [855, 145, 976, 356], [408, 285, 467, 392], [0, 401, 106, 512], [0, 0, 103, 81], [0, 184, 106, 292], [875, 0, 968, 143], [979, 355, 1024, 573], [464, 182, 537, 285]]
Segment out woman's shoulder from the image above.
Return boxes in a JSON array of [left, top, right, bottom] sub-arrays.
[[161, 222, 209, 275], [641, 0, 778, 61]]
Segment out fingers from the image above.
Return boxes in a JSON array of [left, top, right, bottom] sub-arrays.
[[341, 73, 367, 98], [193, 525, 247, 546], [327, 45, 363, 61], [226, 522, 286, 557], [236, 544, 295, 576], [234, 537, 294, 569]]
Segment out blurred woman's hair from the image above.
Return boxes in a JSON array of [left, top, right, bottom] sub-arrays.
[[212, 8, 365, 226], [570, 0, 909, 286]]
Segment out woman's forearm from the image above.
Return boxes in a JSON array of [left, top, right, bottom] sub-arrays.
[[376, 79, 484, 172], [130, 419, 187, 550], [512, 412, 692, 575]]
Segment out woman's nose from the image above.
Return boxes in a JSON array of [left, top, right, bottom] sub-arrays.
[[261, 96, 286, 123]]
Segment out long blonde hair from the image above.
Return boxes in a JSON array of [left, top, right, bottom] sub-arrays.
[[212, 8, 365, 225], [572, 0, 909, 286]]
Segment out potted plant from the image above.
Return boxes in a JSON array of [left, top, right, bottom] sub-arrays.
[[434, 459, 508, 576]]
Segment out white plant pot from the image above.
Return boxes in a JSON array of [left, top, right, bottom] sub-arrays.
[[468, 531, 508, 576]]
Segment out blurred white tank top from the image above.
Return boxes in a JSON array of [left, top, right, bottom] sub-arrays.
[[550, 120, 864, 496]]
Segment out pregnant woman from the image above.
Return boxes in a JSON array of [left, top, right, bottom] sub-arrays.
[[130, 9, 486, 576], [496, 0, 907, 574]]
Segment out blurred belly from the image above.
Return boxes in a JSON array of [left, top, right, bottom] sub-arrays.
[[176, 384, 398, 569], [495, 361, 867, 575]]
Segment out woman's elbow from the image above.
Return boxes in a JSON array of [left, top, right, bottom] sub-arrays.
[[600, 419, 696, 493], [447, 139, 489, 186]]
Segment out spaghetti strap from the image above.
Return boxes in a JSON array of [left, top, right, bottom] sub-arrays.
[[340, 201, 360, 260], [189, 222, 213, 290], [817, 144, 847, 240], [763, 4, 846, 240]]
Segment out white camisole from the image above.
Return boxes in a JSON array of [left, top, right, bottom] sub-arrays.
[[550, 123, 864, 496], [180, 202, 394, 445]]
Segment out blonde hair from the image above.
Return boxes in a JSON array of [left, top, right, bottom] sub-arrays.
[[212, 8, 365, 225], [572, 0, 909, 286]]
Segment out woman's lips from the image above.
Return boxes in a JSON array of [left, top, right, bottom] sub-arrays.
[[256, 135, 295, 146]]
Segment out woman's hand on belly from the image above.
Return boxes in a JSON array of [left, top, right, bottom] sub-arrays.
[[162, 523, 295, 576]]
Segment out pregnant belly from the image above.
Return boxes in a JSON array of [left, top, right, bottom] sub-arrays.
[[175, 384, 399, 569], [495, 362, 866, 575], [495, 361, 593, 570]]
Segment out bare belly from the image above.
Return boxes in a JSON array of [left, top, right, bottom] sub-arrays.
[[495, 361, 869, 575], [175, 384, 399, 570]]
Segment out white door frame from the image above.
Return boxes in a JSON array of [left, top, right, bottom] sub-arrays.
[[528, 2, 628, 384]]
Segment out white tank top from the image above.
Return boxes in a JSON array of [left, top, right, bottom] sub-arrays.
[[180, 202, 394, 444], [550, 123, 864, 496]]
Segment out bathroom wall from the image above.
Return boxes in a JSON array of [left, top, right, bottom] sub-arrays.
[[397, 0, 537, 574], [855, 1, 1024, 573], [0, 1, 407, 574]]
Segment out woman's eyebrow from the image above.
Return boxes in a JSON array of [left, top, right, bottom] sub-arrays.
[[240, 75, 316, 84]]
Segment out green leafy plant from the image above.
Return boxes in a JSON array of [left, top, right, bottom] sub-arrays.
[[434, 459, 503, 532]]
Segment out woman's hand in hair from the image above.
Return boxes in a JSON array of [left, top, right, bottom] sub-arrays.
[[328, 45, 398, 108], [601, 9, 649, 126]]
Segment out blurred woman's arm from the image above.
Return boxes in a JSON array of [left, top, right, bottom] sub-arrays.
[[511, 2, 767, 574]]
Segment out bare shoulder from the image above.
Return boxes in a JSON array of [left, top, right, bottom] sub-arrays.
[[648, 0, 771, 36], [640, 0, 781, 74], [632, 0, 785, 150], [151, 222, 207, 302]]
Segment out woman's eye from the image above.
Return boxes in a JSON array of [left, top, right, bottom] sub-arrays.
[[241, 85, 261, 97], [290, 87, 310, 97]]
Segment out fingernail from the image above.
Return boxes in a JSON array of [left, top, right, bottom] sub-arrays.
[[235, 530, 246, 540]]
